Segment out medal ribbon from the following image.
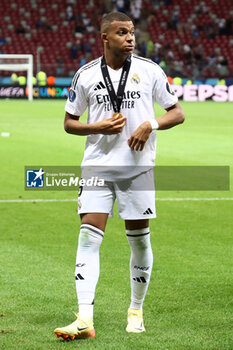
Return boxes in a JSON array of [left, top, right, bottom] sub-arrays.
[[101, 55, 131, 113]]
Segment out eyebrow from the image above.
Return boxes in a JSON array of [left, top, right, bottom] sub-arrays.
[[118, 26, 135, 30]]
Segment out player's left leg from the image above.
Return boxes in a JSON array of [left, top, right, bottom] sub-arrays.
[[115, 169, 155, 333], [125, 219, 153, 333]]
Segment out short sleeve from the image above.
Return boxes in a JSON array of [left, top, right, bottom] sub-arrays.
[[152, 66, 178, 109], [65, 71, 88, 116]]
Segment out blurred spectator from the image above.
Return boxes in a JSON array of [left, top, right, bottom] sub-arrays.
[[163, 45, 174, 65], [218, 18, 226, 35], [114, 0, 126, 13], [66, 5, 75, 21], [83, 39, 92, 54], [18, 76, 26, 85], [82, 13, 91, 26], [193, 44, 203, 63], [191, 24, 200, 38], [166, 15, 174, 30], [173, 77, 182, 85], [146, 39, 154, 57], [130, 0, 142, 24], [71, 37, 85, 59], [36, 18, 52, 30], [217, 79, 226, 85], [172, 8, 179, 29], [37, 71, 47, 86], [86, 0, 94, 9], [204, 22, 217, 39], [75, 20, 85, 37], [16, 21, 30, 34], [177, 23, 185, 37], [217, 56, 229, 77], [139, 42, 147, 56], [150, 49, 161, 64], [200, 3, 209, 14], [86, 20, 96, 34], [71, 43, 78, 59], [56, 56, 64, 76], [16, 25, 26, 34], [11, 73, 18, 85], [183, 44, 192, 63], [32, 76, 37, 85], [202, 51, 218, 76], [225, 16, 233, 35], [173, 61, 184, 76], [0, 37, 6, 46], [159, 60, 166, 72], [80, 57, 86, 67]]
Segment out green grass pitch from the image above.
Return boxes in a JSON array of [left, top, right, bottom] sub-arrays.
[[0, 100, 232, 350]]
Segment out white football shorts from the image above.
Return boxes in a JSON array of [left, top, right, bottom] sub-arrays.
[[77, 169, 156, 220]]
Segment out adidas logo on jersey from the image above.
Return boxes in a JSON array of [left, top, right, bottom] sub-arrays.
[[143, 208, 153, 215], [94, 81, 106, 90]]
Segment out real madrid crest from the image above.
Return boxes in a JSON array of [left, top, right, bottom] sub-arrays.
[[131, 73, 140, 85]]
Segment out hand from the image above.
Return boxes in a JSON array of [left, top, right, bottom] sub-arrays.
[[128, 121, 152, 151], [93, 114, 126, 135]]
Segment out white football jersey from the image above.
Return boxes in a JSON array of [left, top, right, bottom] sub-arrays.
[[65, 54, 178, 180]]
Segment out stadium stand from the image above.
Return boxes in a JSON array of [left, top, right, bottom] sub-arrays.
[[0, 0, 233, 79]]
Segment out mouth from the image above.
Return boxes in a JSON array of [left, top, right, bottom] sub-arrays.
[[125, 46, 134, 50]]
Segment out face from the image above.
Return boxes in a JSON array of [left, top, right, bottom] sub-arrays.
[[102, 21, 135, 56]]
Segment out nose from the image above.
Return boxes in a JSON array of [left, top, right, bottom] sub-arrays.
[[126, 32, 134, 42]]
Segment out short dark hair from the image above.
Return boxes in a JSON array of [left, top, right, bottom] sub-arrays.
[[101, 12, 133, 33]]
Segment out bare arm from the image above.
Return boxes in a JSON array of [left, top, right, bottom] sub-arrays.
[[155, 102, 185, 130], [128, 102, 185, 151], [64, 111, 126, 135]]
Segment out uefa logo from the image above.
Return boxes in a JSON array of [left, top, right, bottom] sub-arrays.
[[26, 168, 44, 188]]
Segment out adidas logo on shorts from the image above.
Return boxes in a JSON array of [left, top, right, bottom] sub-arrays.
[[143, 208, 153, 215], [94, 81, 106, 90]]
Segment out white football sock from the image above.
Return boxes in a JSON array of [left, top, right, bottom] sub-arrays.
[[126, 227, 153, 310], [75, 224, 104, 320]]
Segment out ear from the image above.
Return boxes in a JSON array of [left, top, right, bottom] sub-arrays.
[[101, 32, 108, 43]]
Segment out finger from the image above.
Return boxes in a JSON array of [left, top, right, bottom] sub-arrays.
[[128, 133, 137, 146], [129, 138, 138, 150], [112, 120, 126, 130], [135, 141, 142, 151], [112, 117, 126, 125], [140, 142, 145, 151], [128, 137, 133, 148], [128, 136, 137, 149]]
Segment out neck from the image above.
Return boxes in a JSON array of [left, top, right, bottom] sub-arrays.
[[104, 50, 128, 70]]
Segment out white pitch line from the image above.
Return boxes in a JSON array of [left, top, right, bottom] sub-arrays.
[[0, 198, 77, 203], [156, 198, 233, 201], [0, 198, 233, 203]]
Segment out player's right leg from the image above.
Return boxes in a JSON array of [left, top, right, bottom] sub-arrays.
[[54, 214, 108, 341], [54, 184, 114, 341]]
